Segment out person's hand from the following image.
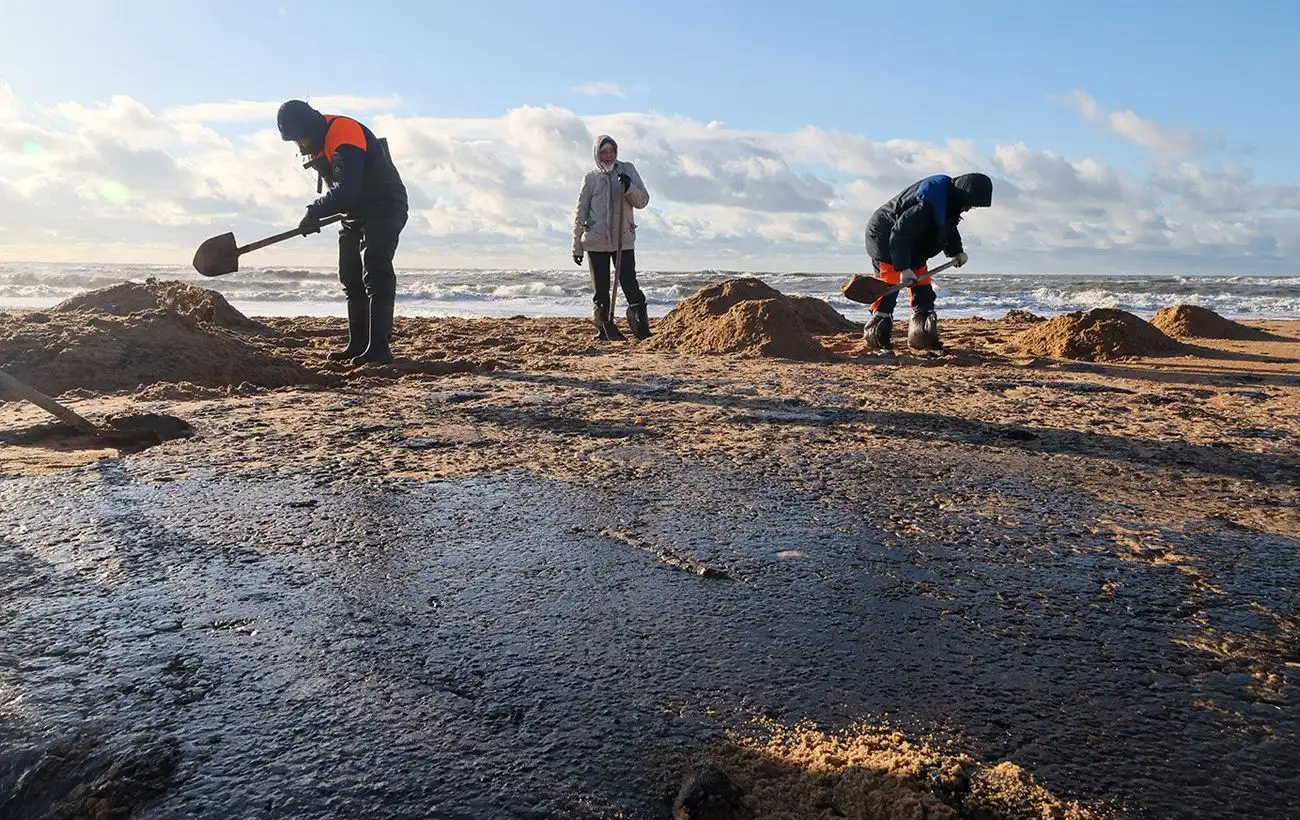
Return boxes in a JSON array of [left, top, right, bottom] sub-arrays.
[[573, 251, 584, 266], [298, 212, 321, 235], [951, 252, 969, 268], [897, 268, 917, 287], [618, 173, 631, 192]]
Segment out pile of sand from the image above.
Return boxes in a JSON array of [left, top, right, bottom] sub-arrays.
[[679, 718, 1096, 819], [53, 278, 260, 330], [785, 295, 860, 335], [1006, 308, 1185, 362], [0, 308, 324, 397], [646, 278, 835, 361], [1003, 309, 1046, 324], [1150, 304, 1268, 341]]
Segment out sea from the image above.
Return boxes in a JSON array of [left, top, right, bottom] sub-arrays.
[[1, 263, 1297, 321]]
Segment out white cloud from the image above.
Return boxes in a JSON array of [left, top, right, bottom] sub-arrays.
[[571, 81, 627, 98], [0, 81, 21, 119], [0, 85, 1296, 272], [1062, 90, 1214, 158], [163, 95, 402, 124]]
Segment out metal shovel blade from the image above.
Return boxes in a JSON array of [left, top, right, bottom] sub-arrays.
[[193, 232, 240, 277], [840, 274, 895, 304]]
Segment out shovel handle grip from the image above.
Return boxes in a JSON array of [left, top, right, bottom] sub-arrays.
[[238, 214, 345, 254]]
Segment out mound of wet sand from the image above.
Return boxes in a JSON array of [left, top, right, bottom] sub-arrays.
[[0, 309, 325, 397], [1003, 309, 1046, 324], [680, 719, 1096, 819], [1007, 308, 1185, 362], [1150, 304, 1269, 341], [647, 278, 835, 361], [53, 278, 261, 330]]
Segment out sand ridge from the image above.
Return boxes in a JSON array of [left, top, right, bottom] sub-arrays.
[[1151, 304, 1276, 341], [1005, 308, 1186, 362]]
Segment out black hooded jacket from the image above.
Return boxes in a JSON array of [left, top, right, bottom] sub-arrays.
[[865, 173, 993, 271], [278, 100, 407, 220]]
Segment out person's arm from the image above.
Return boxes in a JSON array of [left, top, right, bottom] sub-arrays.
[[572, 175, 593, 261], [944, 222, 964, 258], [619, 163, 649, 209], [306, 144, 365, 218], [888, 202, 931, 271]]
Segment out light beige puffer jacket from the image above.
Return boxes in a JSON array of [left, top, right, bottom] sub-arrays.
[[572, 134, 650, 255]]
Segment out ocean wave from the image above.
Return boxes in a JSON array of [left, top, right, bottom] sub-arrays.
[[2, 263, 1297, 320]]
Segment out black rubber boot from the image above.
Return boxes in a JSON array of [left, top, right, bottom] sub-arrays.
[[351, 296, 395, 365], [593, 305, 625, 342], [328, 297, 370, 361], [625, 302, 651, 339], [907, 309, 944, 353], [862, 312, 894, 353]]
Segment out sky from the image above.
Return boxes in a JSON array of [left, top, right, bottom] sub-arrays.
[[1, 0, 1298, 274]]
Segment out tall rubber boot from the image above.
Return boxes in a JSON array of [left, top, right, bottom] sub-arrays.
[[862, 312, 894, 353], [351, 296, 395, 365], [328, 297, 370, 361], [907, 309, 943, 353], [625, 302, 651, 339], [593, 305, 625, 342]]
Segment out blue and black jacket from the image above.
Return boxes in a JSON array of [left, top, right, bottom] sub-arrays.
[[864, 173, 993, 270]]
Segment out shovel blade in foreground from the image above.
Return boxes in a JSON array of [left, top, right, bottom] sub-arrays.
[[840, 273, 896, 305], [192, 232, 240, 277]]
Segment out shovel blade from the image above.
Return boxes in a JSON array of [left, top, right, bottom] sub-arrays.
[[840, 273, 896, 305], [192, 232, 240, 277]]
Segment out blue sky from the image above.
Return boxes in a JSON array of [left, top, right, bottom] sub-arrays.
[[1, 1, 1298, 271]]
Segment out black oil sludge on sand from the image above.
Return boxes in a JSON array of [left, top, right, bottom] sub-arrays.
[[0, 450, 1295, 818]]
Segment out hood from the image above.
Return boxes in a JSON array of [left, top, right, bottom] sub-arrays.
[[593, 134, 618, 169], [277, 99, 328, 155], [951, 173, 993, 209]]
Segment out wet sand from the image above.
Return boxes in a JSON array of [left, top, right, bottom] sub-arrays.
[[1, 301, 1297, 818]]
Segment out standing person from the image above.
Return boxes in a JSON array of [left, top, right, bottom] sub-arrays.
[[276, 99, 409, 366], [862, 173, 993, 354], [572, 134, 652, 341]]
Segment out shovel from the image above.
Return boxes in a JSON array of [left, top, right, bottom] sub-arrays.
[[192, 215, 345, 277], [841, 258, 958, 305], [0, 370, 111, 438]]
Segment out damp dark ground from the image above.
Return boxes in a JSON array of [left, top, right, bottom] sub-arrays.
[[0, 449, 1297, 819]]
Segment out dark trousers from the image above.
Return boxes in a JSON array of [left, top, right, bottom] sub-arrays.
[[869, 258, 936, 315], [588, 249, 645, 312], [339, 209, 408, 301]]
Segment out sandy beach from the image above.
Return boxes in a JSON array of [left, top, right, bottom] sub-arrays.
[[1, 278, 1296, 818]]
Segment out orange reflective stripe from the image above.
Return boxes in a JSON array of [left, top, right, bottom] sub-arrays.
[[872, 261, 931, 285], [322, 115, 367, 160]]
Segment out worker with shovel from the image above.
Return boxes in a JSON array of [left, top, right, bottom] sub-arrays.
[[277, 99, 409, 366], [572, 134, 652, 341], [860, 173, 993, 355]]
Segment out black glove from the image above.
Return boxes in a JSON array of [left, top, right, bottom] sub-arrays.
[[573, 252, 584, 266], [618, 173, 631, 192], [298, 212, 321, 235]]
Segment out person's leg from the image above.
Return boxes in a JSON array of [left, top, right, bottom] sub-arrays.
[[587, 252, 624, 341], [332, 221, 369, 361], [863, 259, 899, 351], [617, 249, 650, 339], [906, 266, 943, 352], [352, 209, 407, 365]]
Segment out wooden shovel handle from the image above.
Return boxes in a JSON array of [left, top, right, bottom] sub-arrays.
[[0, 371, 104, 436], [239, 214, 346, 254]]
